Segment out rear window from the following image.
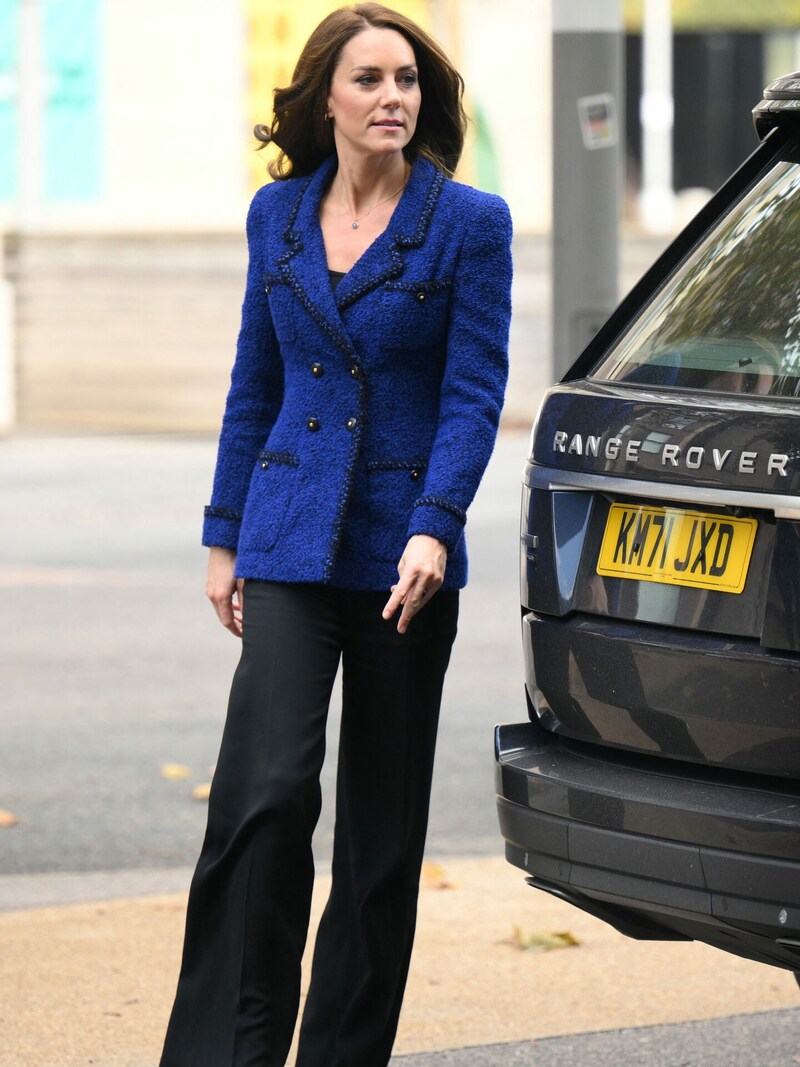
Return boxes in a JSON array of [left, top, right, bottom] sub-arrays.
[[592, 152, 800, 397]]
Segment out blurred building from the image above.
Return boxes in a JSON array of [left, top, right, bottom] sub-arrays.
[[624, 1, 800, 221], [0, 0, 548, 432], [5, 2, 798, 432], [0, 0, 549, 234]]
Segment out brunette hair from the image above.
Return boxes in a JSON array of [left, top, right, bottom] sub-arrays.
[[254, 3, 467, 179]]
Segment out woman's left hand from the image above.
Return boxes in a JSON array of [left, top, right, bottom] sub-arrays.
[[382, 534, 447, 634]]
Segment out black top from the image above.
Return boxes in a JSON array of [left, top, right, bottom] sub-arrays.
[[329, 269, 346, 291]]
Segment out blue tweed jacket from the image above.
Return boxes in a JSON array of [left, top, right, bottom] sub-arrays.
[[203, 155, 512, 590]]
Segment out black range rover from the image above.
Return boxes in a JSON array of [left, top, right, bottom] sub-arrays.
[[495, 74, 800, 978]]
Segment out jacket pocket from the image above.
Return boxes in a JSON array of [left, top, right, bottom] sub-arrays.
[[241, 450, 300, 554], [367, 459, 428, 562], [379, 280, 451, 351]]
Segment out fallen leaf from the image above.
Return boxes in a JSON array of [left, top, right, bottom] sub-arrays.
[[161, 763, 191, 781], [506, 926, 580, 952], [0, 809, 18, 828], [192, 782, 212, 801], [421, 862, 458, 890]]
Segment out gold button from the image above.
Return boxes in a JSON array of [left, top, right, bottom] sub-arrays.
[[346, 417, 357, 432], [307, 417, 320, 432], [416, 291, 426, 302]]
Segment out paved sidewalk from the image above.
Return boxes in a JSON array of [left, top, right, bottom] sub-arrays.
[[2, 856, 798, 1067]]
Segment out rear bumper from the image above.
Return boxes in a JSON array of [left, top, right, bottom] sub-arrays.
[[496, 719, 800, 970], [522, 610, 800, 778]]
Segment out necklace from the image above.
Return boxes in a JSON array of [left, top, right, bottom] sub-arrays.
[[345, 176, 408, 229]]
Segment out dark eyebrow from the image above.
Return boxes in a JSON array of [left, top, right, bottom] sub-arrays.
[[350, 64, 418, 73]]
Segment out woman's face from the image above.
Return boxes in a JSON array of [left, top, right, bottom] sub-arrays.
[[327, 27, 421, 163]]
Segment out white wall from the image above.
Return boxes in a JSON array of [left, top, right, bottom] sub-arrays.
[[0, 0, 249, 233], [460, 0, 551, 232], [100, 0, 249, 231]]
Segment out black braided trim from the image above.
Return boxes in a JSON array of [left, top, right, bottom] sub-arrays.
[[383, 279, 451, 294], [278, 245, 356, 359], [258, 450, 299, 467], [322, 377, 368, 583], [282, 173, 315, 242], [396, 167, 445, 246], [366, 459, 428, 472], [335, 248, 404, 311], [204, 505, 242, 521], [411, 495, 466, 524]]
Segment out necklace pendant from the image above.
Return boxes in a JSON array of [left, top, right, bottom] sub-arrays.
[[351, 220, 359, 229]]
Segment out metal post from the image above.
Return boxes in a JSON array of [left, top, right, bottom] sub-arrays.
[[19, 0, 44, 232], [552, 1, 623, 380], [640, 0, 674, 231], [3, 0, 42, 434], [0, 233, 14, 434]]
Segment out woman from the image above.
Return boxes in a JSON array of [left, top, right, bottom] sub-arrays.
[[160, 4, 512, 1065]]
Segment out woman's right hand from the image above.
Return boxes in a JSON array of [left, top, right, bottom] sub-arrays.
[[205, 546, 244, 637]]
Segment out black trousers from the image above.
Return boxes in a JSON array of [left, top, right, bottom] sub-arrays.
[[160, 581, 459, 1067]]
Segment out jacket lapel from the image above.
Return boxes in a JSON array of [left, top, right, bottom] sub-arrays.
[[278, 157, 356, 358], [278, 156, 445, 355], [336, 158, 445, 310]]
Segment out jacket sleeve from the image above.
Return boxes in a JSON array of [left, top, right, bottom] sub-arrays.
[[202, 189, 284, 549], [406, 192, 513, 551]]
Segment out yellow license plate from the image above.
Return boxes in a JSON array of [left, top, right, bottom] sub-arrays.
[[597, 504, 757, 594]]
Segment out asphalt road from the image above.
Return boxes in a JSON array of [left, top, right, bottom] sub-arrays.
[[0, 427, 528, 881], [392, 1009, 800, 1066]]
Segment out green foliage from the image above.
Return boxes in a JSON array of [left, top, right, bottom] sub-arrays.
[[624, 0, 800, 31]]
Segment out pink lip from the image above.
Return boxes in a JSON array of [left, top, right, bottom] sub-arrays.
[[374, 120, 403, 127]]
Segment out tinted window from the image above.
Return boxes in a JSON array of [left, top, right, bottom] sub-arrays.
[[593, 155, 800, 397]]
